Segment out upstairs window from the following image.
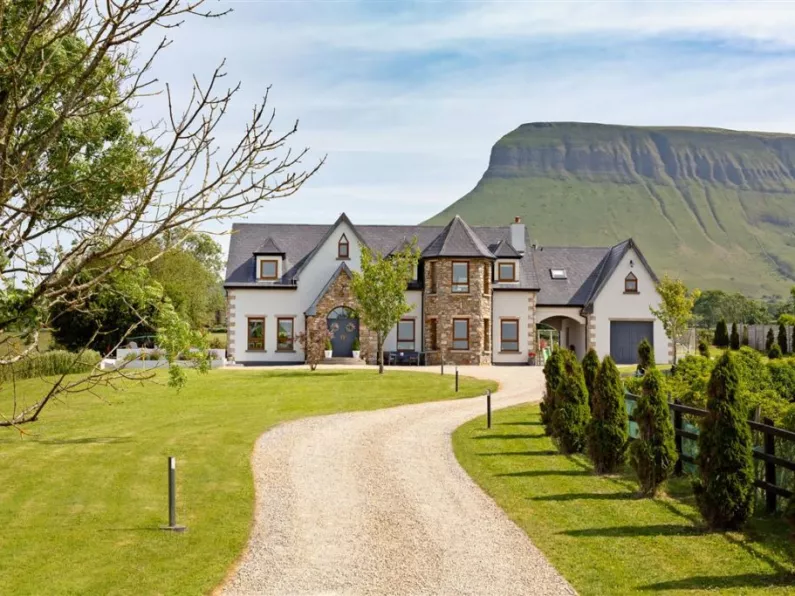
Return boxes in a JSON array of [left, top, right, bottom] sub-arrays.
[[550, 268, 567, 280], [498, 262, 516, 282], [338, 234, 349, 259], [483, 264, 490, 294], [259, 259, 278, 280], [452, 261, 469, 293], [428, 261, 437, 293], [625, 272, 638, 293]]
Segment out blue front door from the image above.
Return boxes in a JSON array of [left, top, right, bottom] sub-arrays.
[[327, 307, 359, 357]]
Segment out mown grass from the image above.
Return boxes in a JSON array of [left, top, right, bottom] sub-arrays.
[[453, 403, 795, 596], [0, 368, 496, 595]]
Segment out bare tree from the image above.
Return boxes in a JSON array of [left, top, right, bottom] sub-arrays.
[[0, 0, 322, 427]]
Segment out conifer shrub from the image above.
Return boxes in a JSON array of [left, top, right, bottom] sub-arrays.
[[587, 356, 628, 474], [766, 328, 775, 352], [697, 340, 710, 358], [768, 360, 795, 401], [730, 323, 740, 350], [541, 348, 564, 436], [693, 351, 755, 530], [742, 325, 749, 347], [769, 343, 783, 360], [629, 368, 678, 497], [582, 348, 600, 408], [714, 319, 729, 348], [637, 338, 654, 373], [779, 323, 789, 355], [551, 350, 591, 454]]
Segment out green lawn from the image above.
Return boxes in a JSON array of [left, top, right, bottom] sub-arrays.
[[0, 368, 496, 595], [453, 404, 795, 596]]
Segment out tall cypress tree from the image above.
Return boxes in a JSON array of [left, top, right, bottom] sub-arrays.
[[714, 319, 729, 348], [730, 323, 740, 350], [741, 325, 749, 347], [778, 323, 788, 355], [629, 369, 678, 497], [551, 350, 591, 454], [637, 338, 654, 372], [766, 328, 775, 352], [693, 351, 754, 530], [582, 348, 600, 408], [541, 348, 564, 436], [587, 356, 628, 474]]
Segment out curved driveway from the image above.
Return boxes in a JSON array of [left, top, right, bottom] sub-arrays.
[[221, 366, 575, 595]]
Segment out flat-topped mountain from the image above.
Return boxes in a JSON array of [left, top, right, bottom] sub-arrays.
[[425, 122, 795, 296]]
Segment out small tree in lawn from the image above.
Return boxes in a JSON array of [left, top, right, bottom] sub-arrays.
[[714, 319, 729, 348], [587, 356, 628, 474], [778, 323, 789, 355], [766, 328, 776, 352], [650, 275, 700, 364], [730, 323, 740, 350], [742, 325, 749, 347], [351, 241, 420, 374], [551, 350, 591, 454], [693, 351, 754, 530], [582, 348, 600, 408], [629, 369, 678, 496], [637, 338, 654, 373], [297, 328, 332, 371], [541, 348, 565, 436]]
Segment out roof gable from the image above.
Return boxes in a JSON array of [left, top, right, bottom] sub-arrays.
[[421, 215, 495, 259], [582, 238, 658, 312], [491, 237, 522, 259], [294, 213, 368, 278], [253, 236, 284, 255]]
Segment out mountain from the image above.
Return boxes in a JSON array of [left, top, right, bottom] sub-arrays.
[[424, 122, 795, 297]]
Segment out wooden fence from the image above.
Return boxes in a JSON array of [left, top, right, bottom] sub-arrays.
[[625, 392, 795, 513]]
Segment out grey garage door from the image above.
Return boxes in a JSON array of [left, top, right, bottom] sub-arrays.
[[610, 321, 654, 365]]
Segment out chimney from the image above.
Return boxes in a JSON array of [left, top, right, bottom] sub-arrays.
[[510, 216, 526, 254]]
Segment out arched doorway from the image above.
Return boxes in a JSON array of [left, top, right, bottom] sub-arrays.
[[327, 306, 359, 357]]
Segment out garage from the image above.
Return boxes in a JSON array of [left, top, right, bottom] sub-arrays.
[[610, 321, 654, 364]]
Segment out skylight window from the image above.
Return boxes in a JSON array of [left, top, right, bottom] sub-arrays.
[[550, 268, 567, 280]]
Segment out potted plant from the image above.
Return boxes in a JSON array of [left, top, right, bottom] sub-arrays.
[[352, 337, 361, 360], [324, 337, 333, 359]]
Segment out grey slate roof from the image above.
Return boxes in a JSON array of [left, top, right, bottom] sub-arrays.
[[421, 215, 495, 260], [491, 237, 522, 259], [533, 246, 610, 306], [253, 237, 284, 255]]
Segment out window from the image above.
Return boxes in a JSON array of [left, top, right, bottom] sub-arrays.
[[428, 261, 437, 293], [625, 272, 638, 293], [500, 319, 519, 352], [259, 259, 278, 280], [452, 261, 469, 293], [483, 264, 490, 294], [453, 318, 469, 350], [427, 318, 438, 351], [247, 317, 265, 351], [498, 262, 516, 282], [276, 317, 294, 351], [397, 319, 415, 351], [338, 234, 349, 259], [550, 268, 567, 279], [484, 318, 490, 352]]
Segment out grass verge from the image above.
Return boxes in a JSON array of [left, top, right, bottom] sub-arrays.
[[1, 368, 495, 595], [453, 403, 795, 595]]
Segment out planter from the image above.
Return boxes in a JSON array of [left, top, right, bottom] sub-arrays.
[[324, 350, 333, 359], [352, 350, 361, 360]]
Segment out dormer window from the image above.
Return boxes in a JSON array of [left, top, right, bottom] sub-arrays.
[[498, 262, 516, 282], [338, 234, 349, 259], [550, 268, 567, 280], [259, 259, 278, 280], [625, 272, 638, 293]]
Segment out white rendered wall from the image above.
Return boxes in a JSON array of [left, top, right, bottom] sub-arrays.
[[230, 288, 305, 363], [593, 247, 670, 364], [492, 291, 530, 364]]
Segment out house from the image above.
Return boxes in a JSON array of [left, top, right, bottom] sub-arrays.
[[224, 213, 671, 366]]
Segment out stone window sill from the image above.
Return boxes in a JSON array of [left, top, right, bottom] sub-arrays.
[[247, 349, 267, 353], [623, 291, 640, 295], [276, 349, 296, 353], [499, 350, 521, 354], [336, 257, 350, 261]]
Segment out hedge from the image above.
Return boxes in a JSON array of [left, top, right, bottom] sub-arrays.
[[0, 350, 101, 383]]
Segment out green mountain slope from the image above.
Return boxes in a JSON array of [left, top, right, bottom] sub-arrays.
[[425, 122, 795, 297]]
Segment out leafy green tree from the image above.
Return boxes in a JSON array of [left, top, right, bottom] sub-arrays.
[[629, 369, 678, 496], [766, 328, 776, 352], [778, 323, 789, 355], [587, 356, 628, 474], [637, 338, 654, 372], [649, 275, 700, 364], [730, 323, 740, 350], [582, 348, 600, 407], [541, 348, 565, 436], [693, 352, 755, 530], [714, 319, 729, 348], [351, 241, 420, 374], [551, 350, 591, 454]]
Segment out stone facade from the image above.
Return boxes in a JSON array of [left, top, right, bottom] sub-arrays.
[[423, 258, 492, 365], [305, 269, 378, 364], [587, 314, 596, 350]]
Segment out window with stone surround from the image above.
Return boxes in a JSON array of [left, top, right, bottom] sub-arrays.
[[625, 272, 638, 293], [453, 318, 469, 350], [500, 319, 519, 352], [498, 262, 516, 282], [427, 318, 438, 351], [452, 261, 469, 293], [397, 319, 415, 351], [276, 317, 294, 351], [483, 263, 490, 294], [259, 259, 278, 280], [338, 234, 349, 259], [428, 261, 437, 293], [247, 317, 265, 351]]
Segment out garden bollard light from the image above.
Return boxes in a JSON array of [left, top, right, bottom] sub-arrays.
[[487, 390, 491, 429], [455, 366, 459, 392], [160, 456, 186, 532]]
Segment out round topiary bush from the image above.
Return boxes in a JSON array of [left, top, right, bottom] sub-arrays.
[[541, 348, 565, 436], [730, 323, 740, 350], [697, 340, 710, 358], [769, 343, 783, 360], [551, 350, 591, 454], [629, 368, 678, 497], [693, 351, 755, 530], [582, 348, 600, 408], [587, 356, 628, 474]]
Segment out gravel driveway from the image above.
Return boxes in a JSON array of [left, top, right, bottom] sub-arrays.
[[221, 366, 575, 595]]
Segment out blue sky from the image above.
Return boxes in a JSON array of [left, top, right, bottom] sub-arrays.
[[138, 0, 795, 247]]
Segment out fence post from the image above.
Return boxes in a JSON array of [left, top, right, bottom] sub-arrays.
[[672, 396, 683, 476], [161, 456, 186, 532], [763, 417, 777, 514]]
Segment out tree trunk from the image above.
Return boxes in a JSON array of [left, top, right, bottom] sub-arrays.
[[377, 332, 384, 374]]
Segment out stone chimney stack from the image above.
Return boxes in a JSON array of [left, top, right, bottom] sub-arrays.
[[510, 216, 526, 254]]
